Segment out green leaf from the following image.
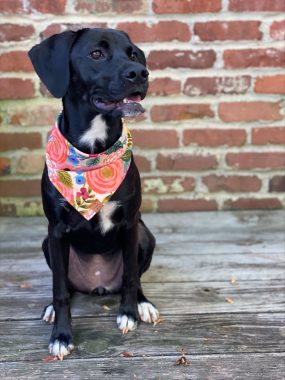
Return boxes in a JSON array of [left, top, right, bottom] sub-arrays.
[[86, 157, 100, 167], [122, 149, 132, 162], [57, 170, 73, 189]]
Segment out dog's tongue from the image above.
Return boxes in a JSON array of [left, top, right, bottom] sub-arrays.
[[118, 95, 145, 118]]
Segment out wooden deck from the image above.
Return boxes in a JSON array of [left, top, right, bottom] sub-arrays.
[[0, 210, 284, 379]]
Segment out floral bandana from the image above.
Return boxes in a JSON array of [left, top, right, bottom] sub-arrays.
[[46, 114, 132, 220]]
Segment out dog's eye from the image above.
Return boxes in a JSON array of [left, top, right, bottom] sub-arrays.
[[90, 50, 104, 60], [130, 52, 137, 61]]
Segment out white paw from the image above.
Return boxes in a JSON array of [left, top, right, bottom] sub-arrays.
[[138, 302, 159, 324], [42, 304, 55, 324], [48, 340, 74, 360], [117, 314, 138, 334]]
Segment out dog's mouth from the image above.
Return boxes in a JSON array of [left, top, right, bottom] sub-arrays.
[[92, 92, 145, 118]]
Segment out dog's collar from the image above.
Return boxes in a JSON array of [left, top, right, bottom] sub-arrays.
[[46, 113, 133, 220]]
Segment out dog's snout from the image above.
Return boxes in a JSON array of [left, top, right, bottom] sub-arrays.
[[124, 67, 149, 83]]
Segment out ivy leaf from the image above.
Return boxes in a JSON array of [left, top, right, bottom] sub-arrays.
[[57, 170, 73, 189]]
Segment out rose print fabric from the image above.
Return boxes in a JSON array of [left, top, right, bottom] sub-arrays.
[[46, 114, 132, 220]]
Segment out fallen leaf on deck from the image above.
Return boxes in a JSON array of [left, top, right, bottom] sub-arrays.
[[153, 317, 165, 326], [120, 351, 134, 357], [226, 297, 234, 304], [42, 356, 58, 362], [20, 284, 33, 289], [175, 348, 190, 367]]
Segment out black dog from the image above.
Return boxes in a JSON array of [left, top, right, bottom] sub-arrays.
[[28, 28, 159, 359]]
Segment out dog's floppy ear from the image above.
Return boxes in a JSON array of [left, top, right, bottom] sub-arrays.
[[28, 31, 77, 98]]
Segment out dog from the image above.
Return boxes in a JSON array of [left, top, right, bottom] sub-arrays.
[[28, 28, 159, 359]]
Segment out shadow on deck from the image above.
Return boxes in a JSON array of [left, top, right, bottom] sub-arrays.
[[0, 210, 284, 379]]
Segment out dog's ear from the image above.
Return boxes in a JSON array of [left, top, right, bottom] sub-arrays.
[[28, 31, 77, 98]]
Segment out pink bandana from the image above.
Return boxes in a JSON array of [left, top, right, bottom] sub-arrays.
[[46, 115, 132, 220]]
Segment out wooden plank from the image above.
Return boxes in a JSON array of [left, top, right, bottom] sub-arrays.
[[0, 313, 284, 362], [1, 250, 284, 283], [1, 353, 285, 379], [0, 281, 284, 321]]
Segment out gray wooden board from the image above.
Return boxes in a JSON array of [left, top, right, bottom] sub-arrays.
[[0, 211, 284, 379], [0, 281, 284, 321], [1, 251, 284, 283], [1, 353, 285, 380], [0, 313, 284, 362]]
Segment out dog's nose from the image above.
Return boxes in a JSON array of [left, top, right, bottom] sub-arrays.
[[124, 67, 149, 83]]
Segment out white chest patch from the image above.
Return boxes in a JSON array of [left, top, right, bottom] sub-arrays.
[[79, 114, 107, 149], [99, 201, 118, 234]]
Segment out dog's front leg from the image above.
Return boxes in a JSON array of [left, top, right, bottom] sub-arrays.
[[117, 221, 140, 334], [48, 223, 74, 359]]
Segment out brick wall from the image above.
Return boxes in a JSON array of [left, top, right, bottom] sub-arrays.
[[0, 0, 284, 216]]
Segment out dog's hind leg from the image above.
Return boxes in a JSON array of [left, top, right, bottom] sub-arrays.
[[137, 220, 160, 324]]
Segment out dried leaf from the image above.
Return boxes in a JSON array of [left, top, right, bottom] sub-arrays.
[[42, 356, 58, 362], [20, 283, 32, 289], [153, 317, 165, 326], [175, 348, 190, 367], [226, 297, 234, 304], [120, 351, 134, 357]]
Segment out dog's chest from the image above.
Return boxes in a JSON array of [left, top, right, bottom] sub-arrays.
[[98, 201, 118, 234]]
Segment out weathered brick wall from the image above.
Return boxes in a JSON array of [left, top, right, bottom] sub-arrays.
[[0, 0, 284, 216]]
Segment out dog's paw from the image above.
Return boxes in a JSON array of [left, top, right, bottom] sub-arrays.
[[138, 302, 159, 324], [42, 304, 55, 324], [117, 314, 138, 334], [48, 339, 74, 360]]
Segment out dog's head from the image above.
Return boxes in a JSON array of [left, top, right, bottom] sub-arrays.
[[28, 28, 149, 117]]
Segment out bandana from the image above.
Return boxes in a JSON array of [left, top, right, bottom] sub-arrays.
[[46, 114, 132, 220]]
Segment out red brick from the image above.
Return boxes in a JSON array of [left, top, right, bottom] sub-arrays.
[[158, 198, 218, 212], [75, 0, 146, 14], [29, 0, 67, 14], [0, 24, 35, 42], [9, 105, 60, 126], [142, 176, 195, 194], [0, 133, 42, 151], [252, 127, 285, 145], [141, 198, 156, 212], [0, 179, 41, 197], [0, 78, 35, 99], [0, 0, 23, 14], [226, 152, 285, 170], [269, 176, 285, 192], [183, 129, 246, 147], [153, 0, 221, 13], [224, 198, 282, 210], [194, 21, 262, 41], [219, 102, 283, 122], [270, 20, 285, 41], [184, 76, 251, 96], [132, 129, 179, 149], [151, 104, 214, 122], [148, 78, 181, 96], [229, 0, 285, 11], [0, 157, 11, 176], [134, 155, 151, 172], [254, 75, 285, 94], [0, 52, 33, 72], [41, 22, 108, 39], [224, 49, 285, 69], [116, 21, 190, 42], [157, 153, 218, 171], [16, 153, 45, 174], [148, 50, 216, 70], [0, 202, 16, 216], [203, 175, 262, 192]]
